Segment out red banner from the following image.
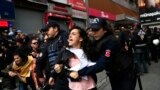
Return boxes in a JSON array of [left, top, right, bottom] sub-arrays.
[[0, 20, 8, 27], [89, 8, 116, 21], [68, 0, 86, 11]]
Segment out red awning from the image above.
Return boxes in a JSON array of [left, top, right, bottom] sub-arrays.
[[89, 8, 116, 21], [88, 0, 139, 20]]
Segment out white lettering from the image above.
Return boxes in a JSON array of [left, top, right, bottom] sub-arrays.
[[140, 11, 160, 18]]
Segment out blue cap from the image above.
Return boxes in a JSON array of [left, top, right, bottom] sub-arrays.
[[90, 18, 107, 31], [17, 29, 22, 33]]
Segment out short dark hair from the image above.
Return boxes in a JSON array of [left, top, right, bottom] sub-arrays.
[[41, 22, 60, 32], [13, 50, 28, 62]]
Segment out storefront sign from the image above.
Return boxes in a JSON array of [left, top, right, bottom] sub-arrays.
[[139, 0, 160, 23], [48, 3, 72, 16], [72, 9, 87, 19], [89, 8, 116, 21], [68, 0, 86, 11], [0, 20, 8, 27]]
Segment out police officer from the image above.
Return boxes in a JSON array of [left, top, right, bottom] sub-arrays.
[[0, 28, 16, 90], [36, 22, 69, 90], [69, 18, 137, 90]]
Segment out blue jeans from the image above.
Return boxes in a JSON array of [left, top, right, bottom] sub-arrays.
[[134, 49, 148, 73], [18, 77, 36, 90]]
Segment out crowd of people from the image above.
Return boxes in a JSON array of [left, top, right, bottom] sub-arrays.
[[0, 18, 160, 90]]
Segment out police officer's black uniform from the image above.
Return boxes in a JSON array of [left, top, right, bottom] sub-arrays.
[[77, 18, 137, 90]]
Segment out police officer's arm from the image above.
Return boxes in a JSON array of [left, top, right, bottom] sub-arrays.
[[78, 53, 109, 76], [78, 40, 117, 76]]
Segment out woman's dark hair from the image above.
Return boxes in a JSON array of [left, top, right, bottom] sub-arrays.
[[69, 26, 95, 61], [13, 50, 28, 62]]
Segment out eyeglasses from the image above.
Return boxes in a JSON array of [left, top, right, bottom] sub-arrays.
[[32, 42, 38, 45]]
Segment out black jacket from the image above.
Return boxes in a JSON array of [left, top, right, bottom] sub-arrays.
[[36, 30, 68, 78], [78, 34, 121, 76]]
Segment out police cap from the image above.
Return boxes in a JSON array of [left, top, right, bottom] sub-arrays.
[[90, 18, 107, 31]]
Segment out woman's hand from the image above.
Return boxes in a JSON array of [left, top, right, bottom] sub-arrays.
[[38, 77, 45, 86], [48, 77, 55, 86], [8, 71, 17, 77], [54, 64, 63, 73], [69, 71, 79, 79]]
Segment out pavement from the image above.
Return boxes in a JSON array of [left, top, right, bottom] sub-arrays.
[[97, 60, 160, 90], [1, 60, 159, 90]]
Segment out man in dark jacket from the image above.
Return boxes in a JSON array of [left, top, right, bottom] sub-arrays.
[[36, 22, 69, 90]]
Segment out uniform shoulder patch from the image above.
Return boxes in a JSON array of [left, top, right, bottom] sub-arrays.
[[105, 50, 111, 57]]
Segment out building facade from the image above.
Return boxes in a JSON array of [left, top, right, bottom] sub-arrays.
[[10, 0, 88, 33], [13, 0, 48, 34], [88, 0, 139, 28], [1, 0, 140, 33]]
